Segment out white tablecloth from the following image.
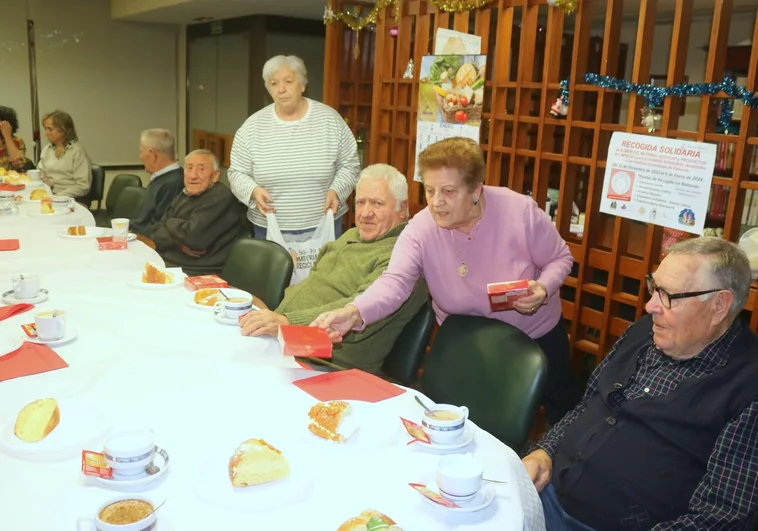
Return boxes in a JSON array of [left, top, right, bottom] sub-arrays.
[[0, 229, 546, 531]]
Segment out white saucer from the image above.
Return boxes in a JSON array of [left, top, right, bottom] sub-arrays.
[[187, 288, 252, 311], [26, 207, 71, 217], [25, 327, 78, 347], [2, 288, 49, 305], [127, 268, 186, 290], [103, 229, 137, 242], [407, 421, 475, 452], [419, 480, 495, 512], [57, 227, 105, 239], [213, 309, 240, 326], [0, 335, 23, 358], [94, 447, 170, 491]]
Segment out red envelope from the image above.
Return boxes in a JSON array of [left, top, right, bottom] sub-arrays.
[[0, 239, 20, 251], [0, 342, 69, 382], [0, 303, 34, 321], [293, 369, 406, 403]]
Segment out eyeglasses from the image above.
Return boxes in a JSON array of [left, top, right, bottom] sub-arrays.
[[645, 274, 721, 309]]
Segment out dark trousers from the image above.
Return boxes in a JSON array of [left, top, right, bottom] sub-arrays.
[[540, 483, 596, 531], [534, 321, 583, 425]]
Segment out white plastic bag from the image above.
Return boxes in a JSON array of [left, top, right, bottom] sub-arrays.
[[739, 227, 758, 279], [266, 210, 335, 285]]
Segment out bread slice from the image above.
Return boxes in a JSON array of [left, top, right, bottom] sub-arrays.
[[141, 262, 174, 284], [14, 398, 60, 442], [67, 225, 86, 236], [307, 401, 357, 443], [193, 288, 220, 306], [337, 510, 401, 531], [228, 439, 290, 487], [30, 189, 50, 201]]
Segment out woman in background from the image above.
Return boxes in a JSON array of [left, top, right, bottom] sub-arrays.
[[38, 110, 91, 199], [228, 55, 360, 241], [0, 106, 31, 172]]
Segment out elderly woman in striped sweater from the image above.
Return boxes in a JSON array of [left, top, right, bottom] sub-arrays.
[[228, 55, 360, 241]]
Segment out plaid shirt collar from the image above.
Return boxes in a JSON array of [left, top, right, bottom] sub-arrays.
[[648, 318, 742, 370]]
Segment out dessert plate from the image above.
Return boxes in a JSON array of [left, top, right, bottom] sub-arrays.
[[127, 269, 186, 290], [187, 288, 252, 311], [0, 335, 23, 358], [2, 288, 49, 305], [94, 447, 170, 491], [24, 327, 78, 347], [305, 400, 400, 448], [57, 227, 105, 239], [0, 403, 108, 462], [194, 443, 313, 513], [26, 207, 71, 217], [406, 421, 475, 453], [418, 480, 495, 513]]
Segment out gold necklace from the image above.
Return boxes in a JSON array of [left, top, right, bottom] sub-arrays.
[[449, 214, 483, 277]]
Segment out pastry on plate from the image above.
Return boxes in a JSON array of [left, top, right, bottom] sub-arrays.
[[337, 510, 403, 531], [228, 439, 290, 487], [30, 188, 50, 201], [141, 262, 174, 284], [67, 225, 86, 236], [193, 288, 220, 306], [14, 398, 60, 443], [40, 200, 54, 214], [307, 400, 358, 443]]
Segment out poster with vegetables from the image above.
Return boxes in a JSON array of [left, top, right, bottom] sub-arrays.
[[418, 54, 486, 126]]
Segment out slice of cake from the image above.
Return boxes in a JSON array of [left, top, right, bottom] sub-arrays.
[[67, 225, 86, 236], [338, 510, 403, 531], [228, 439, 290, 487], [30, 189, 50, 201], [14, 398, 60, 443], [307, 401, 358, 443], [142, 262, 174, 284], [40, 200, 54, 214], [193, 288, 220, 306]]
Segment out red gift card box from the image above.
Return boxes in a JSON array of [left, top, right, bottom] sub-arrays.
[[278, 325, 333, 359], [487, 279, 532, 311], [96, 236, 127, 250], [184, 275, 229, 291]]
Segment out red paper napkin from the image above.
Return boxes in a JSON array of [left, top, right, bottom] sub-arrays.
[[0, 239, 20, 251], [0, 303, 34, 321], [0, 342, 69, 382], [0, 183, 24, 191], [293, 368, 406, 403]]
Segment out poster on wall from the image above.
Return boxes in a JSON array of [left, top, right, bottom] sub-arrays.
[[434, 28, 482, 55], [600, 132, 717, 235], [414, 54, 486, 181]]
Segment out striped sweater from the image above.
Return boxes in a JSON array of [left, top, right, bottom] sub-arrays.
[[227, 99, 360, 230]]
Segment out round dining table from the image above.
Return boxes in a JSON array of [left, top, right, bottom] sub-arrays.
[[0, 221, 547, 530]]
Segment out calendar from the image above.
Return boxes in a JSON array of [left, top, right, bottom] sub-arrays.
[[413, 121, 481, 182]]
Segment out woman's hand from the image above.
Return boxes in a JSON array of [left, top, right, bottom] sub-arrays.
[[513, 280, 548, 315], [521, 449, 553, 493], [0, 121, 12, 140], [252, 186, 275, 215], [310, 305, 363, 343], [324, 189, 339, 214], [41, 175, 54, 188]]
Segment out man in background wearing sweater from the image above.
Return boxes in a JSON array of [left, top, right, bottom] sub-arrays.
[[239, 164, 428, 374], [131, 128, 184, 236]]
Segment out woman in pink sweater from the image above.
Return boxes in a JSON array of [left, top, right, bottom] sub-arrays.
[[313, 138, 580, 423]]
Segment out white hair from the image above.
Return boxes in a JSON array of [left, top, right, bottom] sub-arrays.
[[185, 149, 219, 171], [140, 128, 175, 159], [357, 164, 409, 216], [262, 55, 308, 88]]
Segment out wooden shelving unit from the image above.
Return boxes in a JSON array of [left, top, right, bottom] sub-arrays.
[[323, 0, 758, 372]]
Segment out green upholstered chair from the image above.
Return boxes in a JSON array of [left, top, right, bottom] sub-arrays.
[[81, 164, 105, 210], [421, 315, 548, 450], [96, 173, 142, 227], [111, 186, 146, 220], [381, 301, 436, 386], [220, 239, 294, 310]]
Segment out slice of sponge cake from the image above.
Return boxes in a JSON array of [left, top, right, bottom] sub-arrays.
[[14, 398, 60, 442]]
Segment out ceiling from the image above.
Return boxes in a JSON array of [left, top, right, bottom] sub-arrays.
[[112, 0, 758, 25]]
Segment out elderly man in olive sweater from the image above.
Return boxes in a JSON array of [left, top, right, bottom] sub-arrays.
[[239, 163, 428, 374]]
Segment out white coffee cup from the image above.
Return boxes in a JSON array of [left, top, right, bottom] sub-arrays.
[[0, 190, 14, 202], [26, 169, 41, 181], [34, 311, 66, 341], [76, 494, 157, 531], [214, 296, 254, 319], [104, 429, 156, 478], [421, 403, 469, 444], [12, 274, 40, 300], [436, 453, 484, 502], [111, 218, 130, 241], [51, 195, 72, 209]]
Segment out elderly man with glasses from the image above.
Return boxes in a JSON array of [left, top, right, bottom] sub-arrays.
[[522, 237, 758, 531]]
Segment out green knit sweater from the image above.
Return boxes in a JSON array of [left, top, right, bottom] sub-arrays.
[[276, 223, 428, 374]]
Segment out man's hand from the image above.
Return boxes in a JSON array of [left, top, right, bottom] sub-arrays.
[[513, 281, 548, 315], [310, 305, 362, 343], [179, 244, 206, 257], [324, 189, 339, 214], [0, 120, 12, 139], [252, 186, 275, 215], [521, 449, 553, 493], [239, 309, 288, 337]]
